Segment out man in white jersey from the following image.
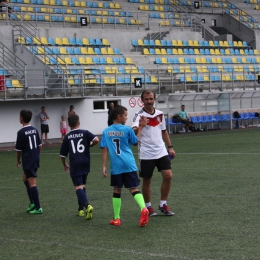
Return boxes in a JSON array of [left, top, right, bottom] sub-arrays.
[[132, 90, 176, 216]]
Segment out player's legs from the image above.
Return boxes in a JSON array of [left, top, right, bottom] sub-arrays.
[[157, 156, 174, 215], [139, 159, 157, 216], [23, 173, 34, 211], [25, 170, 43, 214]]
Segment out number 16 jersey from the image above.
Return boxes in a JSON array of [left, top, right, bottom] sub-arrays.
[[60, 129, 97, 176]]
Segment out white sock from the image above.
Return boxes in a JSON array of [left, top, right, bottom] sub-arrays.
[[160, 200, 167, 207], [145, 202, 151, 208]]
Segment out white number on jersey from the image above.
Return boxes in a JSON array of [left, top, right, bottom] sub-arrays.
[[70, 138, 85, 153], [28, 135, 37, 149]]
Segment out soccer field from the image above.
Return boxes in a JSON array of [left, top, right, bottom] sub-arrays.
[[0, 128, 259, 260]]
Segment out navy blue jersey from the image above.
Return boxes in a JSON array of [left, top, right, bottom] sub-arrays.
[[60, 129, 97, 176], [15, 125, 42, 171]]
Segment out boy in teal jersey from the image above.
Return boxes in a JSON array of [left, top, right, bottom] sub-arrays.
[[101, 105, 149, 227]]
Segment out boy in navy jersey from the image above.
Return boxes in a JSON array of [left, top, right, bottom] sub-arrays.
[[101, 105, 149, 227], [15, 109, 43, 214], [60, 114, 99, 220]]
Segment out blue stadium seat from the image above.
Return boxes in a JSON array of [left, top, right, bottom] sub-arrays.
[[76, 38, 83, 46], [48, 37, 55, 45]]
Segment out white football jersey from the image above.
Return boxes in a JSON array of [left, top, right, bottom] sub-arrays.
[[132, 108, 168, 159]]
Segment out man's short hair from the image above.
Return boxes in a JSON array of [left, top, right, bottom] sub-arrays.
[[141, 89, 156, 100], [41, 106, 45, 109], [70, 105, 74, 109], [68, 114, 79, 128], [111, 105, 127, 120], [20, 109, 32, 123]]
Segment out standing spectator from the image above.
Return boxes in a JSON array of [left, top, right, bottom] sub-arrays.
[[68, 105, 75, 116], [132, 90, 176, 217], [179, 105, 193, 133], [15, 109, 43, 214], [60, 114, 99, 220], [39, 106, 51, 144], [101, 105, 149, 227], [0, 0, 13, 15], [107, 102, 114, 126], [60, 115, 67, 142]]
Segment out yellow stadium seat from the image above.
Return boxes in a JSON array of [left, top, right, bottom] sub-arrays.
[[82, 38, 89, 46], [62, 38, 69, 45], [201, 57, 207, 63], [194, 49, 200, 55], [86, 57, 94, 64], [143, 48, 150, 55], [102, 39, 110, 46], [161, 58, 168, 64], [98, 2, 104, 8], [64, 57, 73, 64], [202, 66, 208, 72], [42, 57, 50, 64], [74, 1, 80, 6], [21, 6, 27, 12], [80, 1, 86, 7], [107, 48, 114, 55], [106, 57, 114, 64], [37, 47, 45, 54], [18, 36, 26, 44], [256, 57, 260, 63], [78, 57, 87, 64], [179, 57, 185, 63], [223, 41, 229, 47], [137, 39, 144, 46], [40, 37, 48, 45], [210, 49, 215, 55], [155, 40, 161, 46], [172, 49, 178, 55], [232, 57, 237, 63], [57, 57, 66, 65], [225, 49, 231, 55], [193, 40, 199, 47], [172, 40, 178, 46], [49, 0, 55, 5], [233, 41, 238, 47], [161, 49, 167, 55], [55, 38, 62, 45], [33, 37, 41, 45], [60, 47, 67, 54], [219, 41, 224, 47], [184, 66, 191, 73], [216, 57, 222, 63], [150, 76, 158, 83], [24, 15, 31, 21], [218, 65, 224, 72], [238, 41, 243, 47], [177, 40, 183, 46], [87, 47, 95, 55], [62, 0, 68, 5], [155, 48, 161, 55], [126, 58, 134, 64], [115, 3, 121, 9], [203, 75, 209, 81], [195, 57, 202, 64], [254, 49, 259, 55], [12, 80, 23, 88], [240, 49, 245, 55], [101, 47, 108, 55], [209, 41, 215, 47], [131, 67, 139, 73], [167, 67, 173, 73], [177, 48, 184, 55], [80, 47, 88, 54], [188, 40, 194, 47], [159, 13, 165, 19], [215, 49, 221, 55], [139, 5, 145, 10]]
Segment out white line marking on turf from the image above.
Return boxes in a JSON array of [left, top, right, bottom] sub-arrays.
[[0, 238, 212, 260]]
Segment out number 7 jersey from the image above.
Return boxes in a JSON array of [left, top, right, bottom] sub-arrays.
[[100, 124, 138, 175], [15, 125, 42, 171], [60, 129, 97, 176]]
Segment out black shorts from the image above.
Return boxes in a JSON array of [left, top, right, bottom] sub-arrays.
[[110, 171, 140, 189], [24, 169, 37, 178], [41, 124, 49, 134], [71, 174, 87, 186], [139, 155, 171, 178]]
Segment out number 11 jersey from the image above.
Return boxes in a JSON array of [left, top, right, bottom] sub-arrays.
[[60, 129, 97, 176]]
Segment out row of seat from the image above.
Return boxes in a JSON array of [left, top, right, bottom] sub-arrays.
[[179, 74, 256, 83], [0, 68, 8, 76], [68, 75, 158, 85], [41, 56, 135, 65], [30, 46, 121, 55], [66, 66, 145, 75], [166, 112, 259, 128], [245, 0, 260, 4], [143, 48, 258, 56], [132, 39, 249, 48], [167, 65, 260, 73], [10, 14, 143, 25], [138, 5, 170, 12], [180, 1, 235, 9], [10, 0, 122, 9], [1, 79, 23, 88], [155, 56, 260, 64], [160, 20, 191, 27], [129, 0, 169, 4], [223, 10, 256, 23], [12, 6, 132, 17], [149, 12, 181, 19], [19, 36, 110, 46]]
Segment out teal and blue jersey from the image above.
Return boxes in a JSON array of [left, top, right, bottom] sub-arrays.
[[100, 124, 138, 175]]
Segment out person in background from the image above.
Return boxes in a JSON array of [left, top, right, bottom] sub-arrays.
[[179, 105, 193, 133], [68, 105, 75, 116], [39, 106, 51, 144], [107, 102, 114, 126], [60, 115, 67, 142]]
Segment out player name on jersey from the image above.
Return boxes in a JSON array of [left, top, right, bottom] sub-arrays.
[[68, 133, 83, 139], [25, 129, 37, 135], [107, 131, 124, 137]]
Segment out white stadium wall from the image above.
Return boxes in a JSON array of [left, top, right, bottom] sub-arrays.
[[0, 96, 144, 144]]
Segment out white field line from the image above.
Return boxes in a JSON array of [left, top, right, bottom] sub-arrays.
[[0, 237, 212, 260]]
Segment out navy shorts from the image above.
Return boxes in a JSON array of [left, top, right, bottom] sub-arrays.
[[139, 155, 171, 178], [71, 174, 87, 186], [24, 169, 37, 178], [41, 124, 49, 134], [110, 171, 140, 189]]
